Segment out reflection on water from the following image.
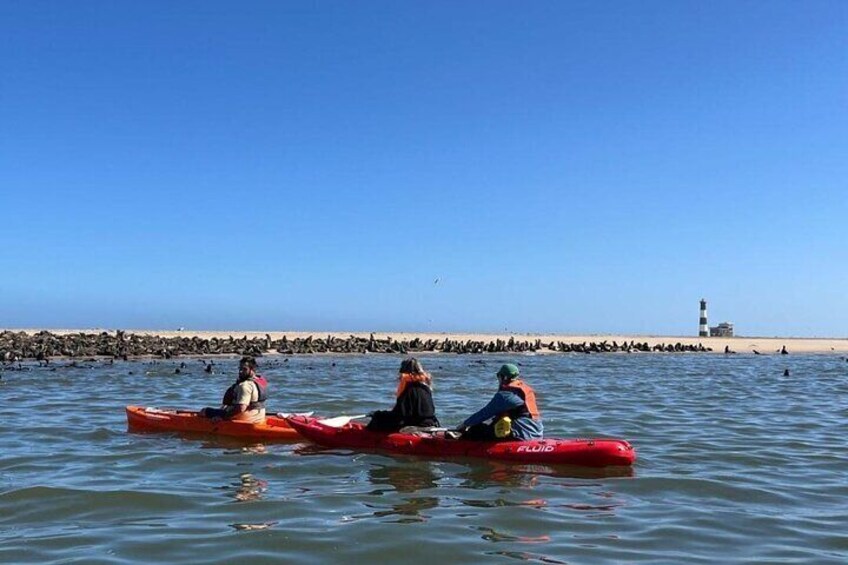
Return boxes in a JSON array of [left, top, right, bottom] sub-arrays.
[[224, 473, 268, 503], [355, 458, 629, 525], [478, 526, 552, 543], [294, 443, 635, 482], [456, 462, 626, 515], [459, 461, 633, 487], [459, 497, 547, 509], [368, 462, 438, 494], [488, 550, 568, 564], [224, 471, 279, 530], [230, 521, 277, 532], [238, 444, 268, 456], [459, 462, 542, 489], [361, 463, 440, 523], [199, 438, 270, 453], [368, 496, 439, 524], [292, 443, 353, 458]]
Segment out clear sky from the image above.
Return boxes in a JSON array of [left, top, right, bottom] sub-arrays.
[[1, 1, 846, 336]]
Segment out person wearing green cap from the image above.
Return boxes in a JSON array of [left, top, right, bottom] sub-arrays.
[[456, 363, 543, 440]]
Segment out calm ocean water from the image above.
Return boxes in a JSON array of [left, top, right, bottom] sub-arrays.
[[1, 353, 846, 564]]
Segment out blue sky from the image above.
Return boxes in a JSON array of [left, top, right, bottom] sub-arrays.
[[1, 1, 846, 336]]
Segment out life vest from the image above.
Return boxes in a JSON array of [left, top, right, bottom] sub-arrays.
[[499, 379, 540, 420], [222, 375, 268, 410], [396, 372, 431, 398], [251, 375, 268, 410]]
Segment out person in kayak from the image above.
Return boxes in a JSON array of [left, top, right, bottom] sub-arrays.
[[200, 356, 268, 423], [457, 363, 543, 440], [367, 357, 440, 431]]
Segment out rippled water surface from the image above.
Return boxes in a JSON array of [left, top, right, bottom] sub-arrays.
[[2, 353, 847, 564]]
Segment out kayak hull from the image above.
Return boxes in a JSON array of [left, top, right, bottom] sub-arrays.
[[126, 405, 301, 441], [286, 416, 635, 467]]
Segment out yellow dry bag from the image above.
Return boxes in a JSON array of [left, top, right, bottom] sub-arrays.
[[494, 416, 512, 439]]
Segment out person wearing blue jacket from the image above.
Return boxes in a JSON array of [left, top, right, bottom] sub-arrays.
[[458, 364, 544, 441]]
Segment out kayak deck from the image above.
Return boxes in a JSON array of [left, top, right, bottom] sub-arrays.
[[126, 405, 301, 441], [285, 415, 636, 467]]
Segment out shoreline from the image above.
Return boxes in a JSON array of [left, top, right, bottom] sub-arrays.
[[2, 329, 848, 359]]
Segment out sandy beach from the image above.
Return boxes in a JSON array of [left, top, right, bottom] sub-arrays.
[[7, 329, 848, 354]]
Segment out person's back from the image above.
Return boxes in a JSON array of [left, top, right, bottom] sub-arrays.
[[497, 377, 543, 440], [367, 358, 439, 432], [392, 380, 439, 428], [459, 364, 543, 441], [501, 405, 543, 440], [227, 377, 266, 423]]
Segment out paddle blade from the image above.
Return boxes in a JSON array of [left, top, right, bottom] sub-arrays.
[[318, 414, 367, 428]]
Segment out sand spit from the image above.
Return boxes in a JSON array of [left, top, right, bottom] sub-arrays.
[[2, 329, 847, 361]]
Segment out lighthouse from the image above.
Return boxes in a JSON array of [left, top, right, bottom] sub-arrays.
[[699, 299, 708, 337]]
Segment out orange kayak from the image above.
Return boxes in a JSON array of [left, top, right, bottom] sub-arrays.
[[125, 405, 302, 441]]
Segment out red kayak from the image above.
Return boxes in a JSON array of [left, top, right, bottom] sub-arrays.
[[286, 415, 636, 467], [126, 405, 302, 441]]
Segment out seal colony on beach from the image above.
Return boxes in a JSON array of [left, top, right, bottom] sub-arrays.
[[1, 330, 843, 362], [0, 330, 714, 361]]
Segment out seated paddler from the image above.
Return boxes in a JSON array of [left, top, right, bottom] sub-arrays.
[[457, 363, 543, 440], [367, 357, 440, 431], [200, 356, 268, 423]]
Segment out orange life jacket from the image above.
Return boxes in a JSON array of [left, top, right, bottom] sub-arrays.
[[499, 379, 540, 420], [396, 372, 431, 398]]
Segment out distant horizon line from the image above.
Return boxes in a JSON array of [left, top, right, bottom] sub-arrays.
[[3, 328, 847, 341]]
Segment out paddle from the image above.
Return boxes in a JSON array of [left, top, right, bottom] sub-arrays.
[[398, 426, 449, 434], [317, 414, 368, 428], [275, 411, 315, 418], [145, 406, 193, 415]]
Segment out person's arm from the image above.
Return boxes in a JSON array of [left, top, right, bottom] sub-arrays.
[[222, 403, 248, 419], [461, 391, 524, 428], [367, 408, 402, 430], [367, 391, 406, 430], [224, 382, 252, 419], [394, 389, 413, 424]]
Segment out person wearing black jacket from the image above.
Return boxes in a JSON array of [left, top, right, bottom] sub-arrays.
[[367, 357, 440, 431]]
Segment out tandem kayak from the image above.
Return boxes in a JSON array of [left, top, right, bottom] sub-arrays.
[[285, 415, 636, 467], [125, 405, 301, 441]]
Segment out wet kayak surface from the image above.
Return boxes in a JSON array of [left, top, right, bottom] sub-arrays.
[[286, 415, 636, 467], [1, 353, 846, 563], [125, 405, 302, 441]]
